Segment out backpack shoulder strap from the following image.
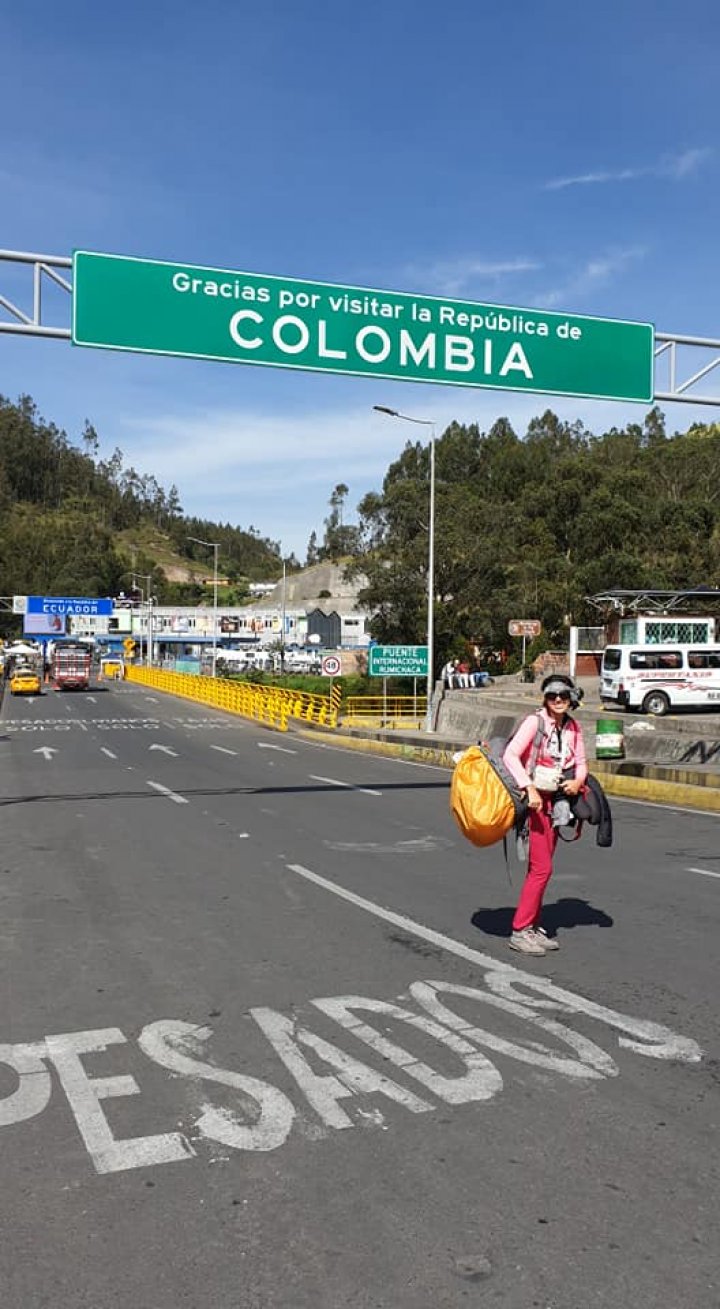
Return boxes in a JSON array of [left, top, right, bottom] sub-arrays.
[[527, 712, 545, 776]]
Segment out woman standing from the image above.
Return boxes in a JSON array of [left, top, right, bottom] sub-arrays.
[[503, 673, 588, 956]]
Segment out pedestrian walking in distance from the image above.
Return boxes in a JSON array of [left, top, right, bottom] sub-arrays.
[[502, 674, 588, 955]]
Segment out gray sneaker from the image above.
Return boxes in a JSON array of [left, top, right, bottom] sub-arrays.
[[535, 926, 559, 951], [509, 928, 546, 956]]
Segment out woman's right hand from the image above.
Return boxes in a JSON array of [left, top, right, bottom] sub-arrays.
[[526, 784, 542, 812]]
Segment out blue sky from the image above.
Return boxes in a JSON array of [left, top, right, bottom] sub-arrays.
[[2, 0, 718, 561]]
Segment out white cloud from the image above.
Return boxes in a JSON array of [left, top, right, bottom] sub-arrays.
[[544, 147, 711, 191], [533, 246, 647, 309], [401, 256, 541, 296]]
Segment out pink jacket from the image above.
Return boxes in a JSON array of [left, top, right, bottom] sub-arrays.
[[502, 708, 588, 791]]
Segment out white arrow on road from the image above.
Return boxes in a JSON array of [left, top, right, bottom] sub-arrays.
[[257, 742, 297, 754], [33, 746, 58, 761], [149, 744, 179, 757], [211, 744, 238, 756]]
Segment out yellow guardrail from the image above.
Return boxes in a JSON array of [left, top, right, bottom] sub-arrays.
[[125, 666, 341, 731], [342, 695, 428, 729]]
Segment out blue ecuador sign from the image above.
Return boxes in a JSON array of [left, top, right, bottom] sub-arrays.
[[24, 595, 112, 637], [26, 596, 113, 616]]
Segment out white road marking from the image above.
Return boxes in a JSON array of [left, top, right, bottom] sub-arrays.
[[309, 774, 382, 797], [86, 696, 97, 704], [687, 866, 720, 879], [100, 747, 118, 760], [210, 744, 238, 756], [613, 796, 720, 819], [33, 746, 58, 761], [324, 836, 449, 854], [252, 1008, 432, 1129], [44, 1030, 192, 1174], [145, 696, 159, 703], [139, 1021, 294, 1153], [0, 954, 701, 1177], [284, 863, 701, 1064], [147, 780, 188, 805], [149, 744, 179, 757], [257, 742, 297, 754]]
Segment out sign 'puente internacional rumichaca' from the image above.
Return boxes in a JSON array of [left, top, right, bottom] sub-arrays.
[[72, 250, 655, 403]]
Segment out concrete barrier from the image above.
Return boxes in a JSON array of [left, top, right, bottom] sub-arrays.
[[436, 689, 720, 768]]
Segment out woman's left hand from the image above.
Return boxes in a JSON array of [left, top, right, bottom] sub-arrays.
[[560, 778, 584, 796]]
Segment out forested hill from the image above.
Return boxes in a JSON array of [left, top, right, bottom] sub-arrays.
[[0, 395, 283, 618], [353, 408, 720, 658]]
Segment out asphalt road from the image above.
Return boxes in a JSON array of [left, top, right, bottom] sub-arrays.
[[1, 680, 718, 1309]]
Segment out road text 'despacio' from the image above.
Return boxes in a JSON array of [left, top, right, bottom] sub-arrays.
[[1, 967, 700, 1177]]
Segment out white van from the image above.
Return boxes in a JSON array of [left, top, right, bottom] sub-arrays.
[[600, 644, 720, 715]]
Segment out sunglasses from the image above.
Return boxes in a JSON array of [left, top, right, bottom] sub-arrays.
[[545, 691, 571, 702]]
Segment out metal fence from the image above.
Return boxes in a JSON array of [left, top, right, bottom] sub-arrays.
[[342, 695, 428, 729], [125, 666, 341, 730]]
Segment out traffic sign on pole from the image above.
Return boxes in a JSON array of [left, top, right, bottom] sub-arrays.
[[368, 645, 429, 677], [321, 654, 341, 677], [73, 251, 654, 403], [508, 620, 542, 638]]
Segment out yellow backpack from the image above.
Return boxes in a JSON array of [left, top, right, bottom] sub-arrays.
[[450, 716, 542, 848], [449, 746, 518, 847]]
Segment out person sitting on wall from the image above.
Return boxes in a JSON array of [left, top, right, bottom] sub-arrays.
[[455, 659, 471, 688], [441, 658, 457, 687]]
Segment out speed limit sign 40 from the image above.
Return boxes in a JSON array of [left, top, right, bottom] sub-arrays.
[[321, 654, 341, 676]]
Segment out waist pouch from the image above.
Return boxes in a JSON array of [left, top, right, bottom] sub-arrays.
[[532, 763, 562, 791]]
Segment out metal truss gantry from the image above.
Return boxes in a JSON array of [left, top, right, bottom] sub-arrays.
[[1, 248, 720, 407], [0, 249, 72, 340], [586, 589, 720, 616]]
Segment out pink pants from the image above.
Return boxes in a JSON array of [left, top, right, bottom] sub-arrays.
[[512, 797, 558, 931]]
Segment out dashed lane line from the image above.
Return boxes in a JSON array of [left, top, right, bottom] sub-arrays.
[[100, 747, 118, 760], [687, 866, 720, 880], [147, 780, 188, 805], [309, 773, 382, 797]]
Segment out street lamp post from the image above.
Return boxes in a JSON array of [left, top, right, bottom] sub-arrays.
[[280, 556, 287, 673], [120, 571, 152, 664], [188, 536, 220, 676], [373, 405, 436, 732]]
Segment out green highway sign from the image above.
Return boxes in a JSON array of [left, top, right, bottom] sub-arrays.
[[72, 251, 655, 403], [368, 645, 429, 678]]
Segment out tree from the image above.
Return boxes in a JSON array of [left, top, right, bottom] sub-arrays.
[[306, 530, 320, 566], [319, 484, 361, 561]]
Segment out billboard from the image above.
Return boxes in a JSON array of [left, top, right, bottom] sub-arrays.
[[24, 611, 67, 636]]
